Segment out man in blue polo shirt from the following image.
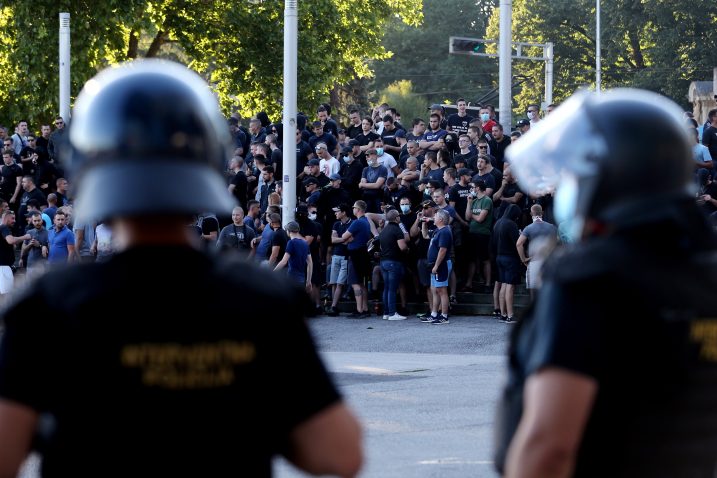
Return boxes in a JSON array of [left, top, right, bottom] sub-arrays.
[[338, 200, 372, 317], [424, 208, 453, 324], [48, 210, 75, 264]]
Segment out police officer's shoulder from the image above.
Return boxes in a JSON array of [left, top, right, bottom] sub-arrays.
[[543, 237, 632, 284], [211, 254, 312, 310]]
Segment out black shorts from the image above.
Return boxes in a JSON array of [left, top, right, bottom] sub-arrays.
[[347, 248, 371, 285], [466, 232, 491, 262]]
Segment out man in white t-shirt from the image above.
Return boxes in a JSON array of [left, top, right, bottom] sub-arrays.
[[316, 142, 340, 177]]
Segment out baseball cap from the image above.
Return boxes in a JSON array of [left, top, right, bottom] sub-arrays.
[[329, 173, 342, 181], [430, 103, 445, 111], [332, 203, 351, 214], [421, 199, 437, 208], [348, 139, 359, 147], [307, 158, 320, 166], [303, 177, 318, 186], [340, 146, 352, 155], [395, 129, 406, 138], [458, 168, 472, 177], [516, 119, 530, 127]]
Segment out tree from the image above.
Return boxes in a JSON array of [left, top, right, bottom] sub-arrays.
[[371, 0, 497, 108], [485, 0, 717, 115], [0, 0, 422, 129], [378, 80, 427, 125]]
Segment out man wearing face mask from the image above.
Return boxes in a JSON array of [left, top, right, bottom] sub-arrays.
[[526, 104, 541, 125], [479, 106, 497, 135], [338, 144, 363, 201], [495, 90, 717, 478], [359, 149, 388, 214]]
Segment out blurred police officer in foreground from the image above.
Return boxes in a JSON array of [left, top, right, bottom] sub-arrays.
[[494, 89, 717, 477], [0, 60, 362, 478]]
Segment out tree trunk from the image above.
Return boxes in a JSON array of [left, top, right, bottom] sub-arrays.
[[627, 28, 645, 69], [146, 30, 166, 58], [127, 29, 139, 59]]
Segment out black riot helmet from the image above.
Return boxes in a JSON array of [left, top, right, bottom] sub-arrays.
[[69, 59, 235, 222], [507, 89, 692, 239]]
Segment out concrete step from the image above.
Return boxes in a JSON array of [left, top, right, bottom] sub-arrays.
[[335, 300, 530, 317]]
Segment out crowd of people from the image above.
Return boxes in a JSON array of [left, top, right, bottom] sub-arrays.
[[1, 96, 714, 321]]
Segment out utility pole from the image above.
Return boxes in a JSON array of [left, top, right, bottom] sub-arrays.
[[282, 0, 298, 227], [498, 0, 512, 131], [59, 13, 71, 122]]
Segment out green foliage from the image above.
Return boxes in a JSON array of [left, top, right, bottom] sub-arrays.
[[378, 80, 427, 124], [372, 0, 497, 107], [0, 0, 422, 130], [486, 0, 717, 114]]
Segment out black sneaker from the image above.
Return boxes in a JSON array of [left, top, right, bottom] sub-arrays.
[[431, 315, 450, 325], [449, 295, 457, 305], [359, 311, 372, 319], [503, 316, 517, 324], [492, 309, 502, 319], [500, 315, 509, 322], [416, 311, 431, 319], [349, 310, 363, 318], [326, 306, 339, 317], [420, 314, 436, 323]]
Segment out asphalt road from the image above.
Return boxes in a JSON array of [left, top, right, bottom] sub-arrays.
[[274, 312, 512, 478]]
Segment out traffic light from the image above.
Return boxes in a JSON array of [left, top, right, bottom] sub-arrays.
[[452, 38, 484, 54]]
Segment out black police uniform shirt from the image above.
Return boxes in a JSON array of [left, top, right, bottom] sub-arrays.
[[494, 207, 717, 477], [0, 246, 340, 477]]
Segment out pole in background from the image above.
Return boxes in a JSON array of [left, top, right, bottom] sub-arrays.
[[545, 42, 554, 107], [282, 0, 298, 227], [498, 0, 512, 131], [596, 0, 601, 93], [59, 12, 71, 122]]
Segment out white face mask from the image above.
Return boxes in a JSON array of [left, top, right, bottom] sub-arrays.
[[400, 204, 410, 214], [343, 155, 351, 163], [308, 212, 317, 220], [527, 111, 536, 120]]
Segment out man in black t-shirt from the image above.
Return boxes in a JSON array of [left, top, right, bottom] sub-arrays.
[[446, 98, 474, 135]]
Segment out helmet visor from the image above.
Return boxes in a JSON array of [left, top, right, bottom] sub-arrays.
[[506, 91, 605, 197]]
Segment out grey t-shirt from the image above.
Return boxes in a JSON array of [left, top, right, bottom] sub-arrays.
[[217, 224, 256, 252], [521, 220, 558, 257], [25, 228, 49, 267]]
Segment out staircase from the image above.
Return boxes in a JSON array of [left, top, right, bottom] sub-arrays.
[[333, 284, 533, 316]]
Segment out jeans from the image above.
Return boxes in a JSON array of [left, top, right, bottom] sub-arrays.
[[380, 259, 404, 315]]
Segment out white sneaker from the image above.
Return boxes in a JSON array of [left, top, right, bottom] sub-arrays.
[[388, 313, 407, 321], [382, 314, 390, 320]]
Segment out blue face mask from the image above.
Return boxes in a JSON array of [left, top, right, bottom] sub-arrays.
[[375, 147, 384, 156], [554, 175, 582, 242], [480, 113, 490, 122], [343, 155, 351, 163], [400, 204, 410, 214]]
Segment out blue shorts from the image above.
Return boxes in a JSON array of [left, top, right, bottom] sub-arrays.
[[430, 259, 452, 288], [496, 255, 522, 285]]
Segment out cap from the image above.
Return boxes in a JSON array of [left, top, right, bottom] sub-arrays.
[[332, 203, 351, 214], [394, 129, 406, 138], [340, 146, 352, 155], [348, 139, 359, 147], [295, 204, 309, 215], [430, 103, 445, 111], [421, 199, 437, 208], [329, 173, 342, 181], [457, 167, 472, 177], [516, 119, 530, 128], [303, 177, 318, 186], [307, 158, 320, 166]]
